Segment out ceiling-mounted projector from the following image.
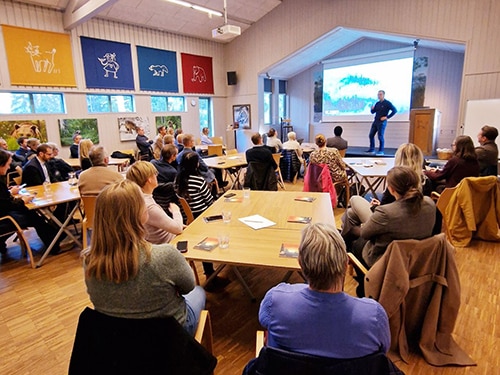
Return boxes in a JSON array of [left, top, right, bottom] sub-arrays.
[[212, 24, 241, 40]]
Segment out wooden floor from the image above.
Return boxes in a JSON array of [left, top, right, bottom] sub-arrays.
[[0, 180, 498, 374]]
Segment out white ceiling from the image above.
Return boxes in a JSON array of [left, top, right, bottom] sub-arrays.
[[11, 0, 465, 80]]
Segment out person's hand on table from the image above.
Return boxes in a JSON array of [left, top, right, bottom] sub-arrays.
[[21, 194, 35, 204], [9, 185, 22, 195]]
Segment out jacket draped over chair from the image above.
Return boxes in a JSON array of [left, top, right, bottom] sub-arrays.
[[303, 163, 336, 209], [365, 234, 475, 367], [444, 176, 500, 247]]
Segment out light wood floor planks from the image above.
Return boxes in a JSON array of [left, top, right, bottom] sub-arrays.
[[0, 181, 497, 374]]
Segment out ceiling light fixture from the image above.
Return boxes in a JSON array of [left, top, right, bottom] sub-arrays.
[[167, 0, 223, 17]]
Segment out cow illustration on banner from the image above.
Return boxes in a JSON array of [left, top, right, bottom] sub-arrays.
[[181, 53, 214, 94], [2, 25, 76, 87]]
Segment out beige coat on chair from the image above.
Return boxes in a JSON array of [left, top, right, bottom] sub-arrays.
[[365, 234, 475, 367]]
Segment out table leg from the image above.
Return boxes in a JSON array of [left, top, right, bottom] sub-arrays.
[[201, 264, 226, 287], [36, 202, 82, 267], [231, 266, 256, 302]]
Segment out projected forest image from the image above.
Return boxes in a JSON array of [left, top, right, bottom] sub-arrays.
[[322, 57, 413, 119]]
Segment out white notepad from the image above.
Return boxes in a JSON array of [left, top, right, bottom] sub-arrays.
[[239, 214, 276, 230]]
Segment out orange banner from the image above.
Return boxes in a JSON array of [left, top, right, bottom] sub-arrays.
[[2, 25, 76, 87]]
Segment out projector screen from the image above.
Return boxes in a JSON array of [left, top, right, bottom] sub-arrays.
[[322, 48, 414, 122]]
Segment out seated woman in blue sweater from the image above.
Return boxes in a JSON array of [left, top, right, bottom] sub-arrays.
[[258, 223, 390, 359]]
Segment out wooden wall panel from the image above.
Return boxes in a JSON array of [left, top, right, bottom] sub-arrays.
[[0, 0, 227, 154]]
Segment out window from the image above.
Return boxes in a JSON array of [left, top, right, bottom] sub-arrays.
[[0, 92, 65, 114], [87, 94, 134, 113], [199, 97, 212, 134], [151, 96, 186, 112], [278, 80, 287, 120], [264, 78, 273, 125]]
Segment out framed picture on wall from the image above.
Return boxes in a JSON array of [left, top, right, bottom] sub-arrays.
[[233, 104, 251, 129]]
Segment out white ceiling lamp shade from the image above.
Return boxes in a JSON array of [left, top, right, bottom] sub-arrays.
[[166, 0, 223, 17]]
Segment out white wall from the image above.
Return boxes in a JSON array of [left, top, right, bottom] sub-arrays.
[[0, 0, 228, 155], [288, 45, 464, 148], [226, 0, 500, 148]]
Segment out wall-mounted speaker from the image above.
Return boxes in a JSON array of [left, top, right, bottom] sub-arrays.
[[227, 71, 237, 85]]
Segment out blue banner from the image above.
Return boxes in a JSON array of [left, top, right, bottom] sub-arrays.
[[80, 36, 134, 90], [137, 46, 178, 92]]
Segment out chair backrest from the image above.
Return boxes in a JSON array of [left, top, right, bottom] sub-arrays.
[[244, 346, 395, 375], [226, 148, 238, 155], [279, 149, 300, 182], [81, 195, 97, 249], [69, 307, 217, 375], [7, 171, 21, 186], [207, 144, 223, 156], [244, 161, 278, 191], [272, 153, 281, 168], [210, 136, 223, 145], [338, 148, 347, 157], [81, 195, 97, 230], [178, 196, 195, 224]]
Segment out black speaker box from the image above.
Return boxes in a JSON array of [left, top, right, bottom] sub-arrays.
[[227, 71, 237, 85]]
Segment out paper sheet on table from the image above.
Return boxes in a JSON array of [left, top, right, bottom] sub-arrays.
[[239, 214, 276, 230]]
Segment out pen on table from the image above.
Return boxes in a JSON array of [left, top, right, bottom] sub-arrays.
[[244, 220, 263, 223]]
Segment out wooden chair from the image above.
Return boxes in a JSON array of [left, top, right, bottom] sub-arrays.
[[177, 196, 199, 284], [178, 196, 194, 225], [333, 177, 350, 208], [210, 136, 224, 145], [0, 215, 35, 268], [338, 148, 347, 157], [69, 307, 217, 375], [81, 195, 97, 249], [226, 148, 238, 155], [347, 252, 368, 278], [6, 171, 20, 186], [195, 310, 214, 355], [207, 144, 223, 156], [272, 153, 285, 190]]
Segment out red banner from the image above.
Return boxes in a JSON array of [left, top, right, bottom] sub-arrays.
[[181, 53, 214, 94]]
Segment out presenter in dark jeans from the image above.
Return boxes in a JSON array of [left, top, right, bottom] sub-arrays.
[[367, 90, 397, 156]]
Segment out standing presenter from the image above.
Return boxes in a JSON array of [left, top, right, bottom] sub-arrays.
[[367, 90, 397, 156]]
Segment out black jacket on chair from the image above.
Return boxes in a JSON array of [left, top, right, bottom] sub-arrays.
[[243, 346, 403, 375], [69, 307, 217, 375], [244, 161, 278, 191]]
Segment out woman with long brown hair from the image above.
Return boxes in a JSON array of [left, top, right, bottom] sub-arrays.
[[425, 135, 479, 191], [82, 179, 205, 335], [349, 166, 436, 269]]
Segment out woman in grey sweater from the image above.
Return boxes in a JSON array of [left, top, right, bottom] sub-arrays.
[[82, 179, 205, 335]]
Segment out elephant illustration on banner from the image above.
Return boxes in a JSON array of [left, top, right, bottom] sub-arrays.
[[149, 64, 169, 77], [191, 65, 207, 83], [98, 52, 120, 79]]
